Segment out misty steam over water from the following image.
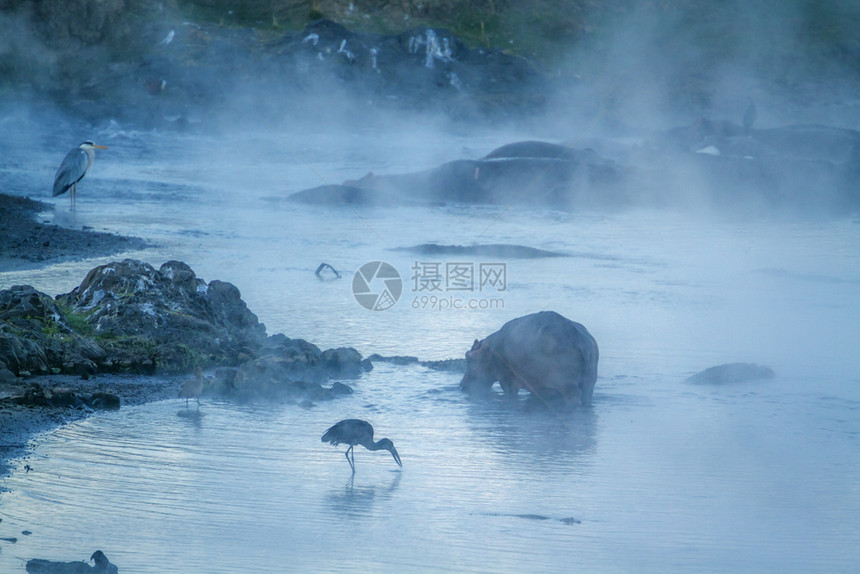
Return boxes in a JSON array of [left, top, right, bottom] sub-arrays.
[[2, 1, 860, 570], [0, 120, 858, 572]]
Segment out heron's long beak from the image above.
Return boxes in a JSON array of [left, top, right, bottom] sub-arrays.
[[94, 145, 108, 149], [389, 445, 402, 467]]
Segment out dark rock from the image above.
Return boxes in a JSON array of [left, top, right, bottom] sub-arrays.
[[0, 285, 77, 375], [86, 392, 121, 410], [330, 382, 354, 395], [55, 259, 268, 373], [211, 367, 239, 395], [267, 20, 549, 123], [10, 384, 119, 410], [421, 358, 467, 372], [686, 363, 775, 384], [0, 261, 362, 406], [287, 380, 333, 402], [0, 366, 16, 383], [48, 389, 82, 408], [394, 243, 568, 259], [26, 549, 118, 573], [367, 354, 419, 365], [320, 347, 363, 378], [232, 349, 359, 403]]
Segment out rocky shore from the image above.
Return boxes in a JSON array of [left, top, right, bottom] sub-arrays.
[[0, 193, 149, 270], [0, 249, 371, 482]]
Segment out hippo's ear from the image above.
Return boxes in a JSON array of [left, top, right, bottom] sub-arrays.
[[470, 339, 481, 351]]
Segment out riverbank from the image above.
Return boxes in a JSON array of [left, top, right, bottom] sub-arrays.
[[0, 374, 178, 480], [0, 192, 149, 271], [0, 193, 170, 481]]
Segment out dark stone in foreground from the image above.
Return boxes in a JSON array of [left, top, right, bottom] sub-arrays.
[[54, 259, 268, 374], [0, 259, 364, 406], [686, 363, 775, 384]]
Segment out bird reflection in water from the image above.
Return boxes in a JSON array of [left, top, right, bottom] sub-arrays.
[[327, 471, 402, 518]]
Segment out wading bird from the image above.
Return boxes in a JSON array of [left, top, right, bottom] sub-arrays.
[[52, 141, 108, 209], [179, 367, 204, 408], [322, 419, 402, 472]]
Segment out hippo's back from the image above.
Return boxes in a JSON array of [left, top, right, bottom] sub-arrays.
[[495, 311, 599, 403]]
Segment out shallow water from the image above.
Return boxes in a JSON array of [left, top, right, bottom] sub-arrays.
[[1, 122, 860, 572]]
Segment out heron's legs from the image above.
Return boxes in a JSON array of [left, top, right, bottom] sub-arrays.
[[71, 183, 76, 210], [345, 446, 356, 473]]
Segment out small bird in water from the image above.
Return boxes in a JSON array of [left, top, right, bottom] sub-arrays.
[[53, 141, 108, 209], [179, 367, 204, 408], [322, 419, 402, 472], [26, 550, 118, 573]]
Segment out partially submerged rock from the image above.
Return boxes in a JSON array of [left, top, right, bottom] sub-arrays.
[[686, 363, 775, 384], [394, 243, 568, 259], [11, 383, 120, 410], [26, 549, 118, 573], [221, 335, 361, 402]]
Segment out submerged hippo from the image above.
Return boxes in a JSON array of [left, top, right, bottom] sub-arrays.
[[460, 311, 599, 406]]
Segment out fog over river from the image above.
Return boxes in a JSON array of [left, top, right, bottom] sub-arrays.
[[0, 105, 858, 573]]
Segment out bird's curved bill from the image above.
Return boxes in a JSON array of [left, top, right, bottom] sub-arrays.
[[390, 446, 402, 467]]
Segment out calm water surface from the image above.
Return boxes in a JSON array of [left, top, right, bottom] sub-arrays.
[[1, 123, 859, 572]]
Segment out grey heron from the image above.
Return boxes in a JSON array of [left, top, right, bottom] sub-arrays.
[[322, 419, 402, 472], [179, 367, 205, 408], [52, 141, 107, 209]]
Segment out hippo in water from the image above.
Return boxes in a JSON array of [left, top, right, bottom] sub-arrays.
[[460, 311, 599, 406]]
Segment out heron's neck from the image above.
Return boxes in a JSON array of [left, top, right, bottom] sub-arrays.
[[366, 439, 387, 451]]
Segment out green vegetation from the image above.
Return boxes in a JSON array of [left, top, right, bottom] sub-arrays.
[[169, 0, 860, 82], [2, 0, 858, 112], [56, 304, 97, 338]]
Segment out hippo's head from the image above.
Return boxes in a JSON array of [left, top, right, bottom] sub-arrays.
[[460, 338, 496, 393]]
